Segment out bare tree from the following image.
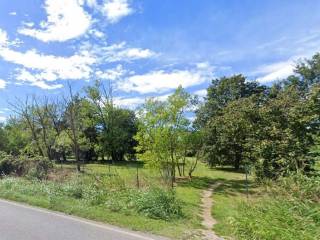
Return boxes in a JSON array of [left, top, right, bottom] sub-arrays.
[[9, 97, 45, 156], [63, 83, 83, 172]]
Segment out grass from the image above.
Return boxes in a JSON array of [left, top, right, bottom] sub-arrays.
[[211, 168, 320, 240], [0, 161, 215, 239], [1, 160, 318, 239]]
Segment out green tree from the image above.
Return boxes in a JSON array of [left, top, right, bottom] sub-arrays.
[[135, 87, 195, 186], [86, 81, 138, 161], [203, 97, 259, 170], [196, 74, 267, 127]]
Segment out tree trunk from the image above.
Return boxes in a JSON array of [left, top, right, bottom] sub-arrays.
[[234, 153, 241, 170], [75, 146, 81, 172]]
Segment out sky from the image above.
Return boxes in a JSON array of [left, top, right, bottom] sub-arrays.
[[1, 0, 320, 121]]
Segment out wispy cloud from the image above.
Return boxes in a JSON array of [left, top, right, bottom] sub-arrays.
[[98, 42, 156, 62], [96, 64, 127, 80], [254, 59, 296, 83], [0, 79, 6, 89], [114, 96, 145, 109], [119, 65, 212, 94]]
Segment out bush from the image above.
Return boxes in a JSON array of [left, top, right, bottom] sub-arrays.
[[0, 152, 53, 179], [134, 188, 183, 220], [104, 187, 183, 220], [25, 156, 53, 180], [0, 152, 25, 176]]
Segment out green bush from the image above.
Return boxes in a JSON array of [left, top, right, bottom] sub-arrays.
[[0, 152, 25, 176], [0, 152, 53, 179], [25, 156, 53, 180], [104, 187, 183, 220], [134, 188, 183, 220]]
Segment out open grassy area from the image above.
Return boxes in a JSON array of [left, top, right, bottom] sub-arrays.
[[0, 160, 318, 239], [0, 161, 221, 239]]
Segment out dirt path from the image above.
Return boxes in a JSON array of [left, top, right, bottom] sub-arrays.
[[200, 183, 223, 240]]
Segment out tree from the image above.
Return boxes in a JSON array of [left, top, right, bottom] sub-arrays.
[[0, 123, 8, 152], [203, 97, 259, 170], [252, 85, 318, 179], [135, 87, 196, 186], [63, 85, 88, 172], [195, 74, 267, 127], [86, 81, 138, 161]]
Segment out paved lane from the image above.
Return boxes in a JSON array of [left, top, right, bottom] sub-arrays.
[[0, 199, 169, 240]]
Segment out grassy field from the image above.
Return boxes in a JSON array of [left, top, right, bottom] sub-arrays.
[[0, 161, 228, 239], [0, 160, 318, 240]]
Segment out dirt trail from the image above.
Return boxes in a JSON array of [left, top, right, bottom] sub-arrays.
[[200, 183, 223, 240]]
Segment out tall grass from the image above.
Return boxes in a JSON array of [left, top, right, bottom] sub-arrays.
[[232, 174, 320, 240]]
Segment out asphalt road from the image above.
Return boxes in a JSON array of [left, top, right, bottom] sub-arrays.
[[0, 199, 169, 240]]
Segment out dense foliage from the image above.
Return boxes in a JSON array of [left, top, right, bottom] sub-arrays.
[[135, 87, 201, 185], [197, 54, 320, 179], [0, 82, 138, 172]]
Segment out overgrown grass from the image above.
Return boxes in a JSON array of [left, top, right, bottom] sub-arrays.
[[1, 160, 317, 239], [211, 169, 320, 240], [0, 161, 212, 239]]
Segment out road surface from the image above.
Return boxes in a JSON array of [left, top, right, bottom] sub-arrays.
[[0, 199, 169, 240]]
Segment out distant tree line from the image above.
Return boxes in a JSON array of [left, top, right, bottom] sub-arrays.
[[1, 53, 320, 180], [0, 82, 138, 172]]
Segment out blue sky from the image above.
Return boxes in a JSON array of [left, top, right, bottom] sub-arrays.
[[1, 0, 320, 121]]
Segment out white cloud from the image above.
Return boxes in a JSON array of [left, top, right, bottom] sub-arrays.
[[114, 96, 145, 109], [255, 60, 295, 83], [15, 69, 63, 89], [0, 28, 95, 89], [9, 12, 17, 16], [0, 47, 95, 80], [80, 41, 155, 62], [96, 64, 126, 80], [194, 89, 207, 97], [0, 116, 6, 122], [0, 27, 156, 89], [102, 0, 133, 23], [85, 0, 98, 8], [18, 0, 91, 42], [114, 93, 172, 109], [0, 29, 8, 47], [102, 42, 155, 62], [119, 67, 211, 94], [196, 62, 210, 69], [0, 79, 6, 89], [22, 22, 35, 28]]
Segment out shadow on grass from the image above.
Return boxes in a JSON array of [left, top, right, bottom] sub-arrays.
[[214, 166, 246, 174], [177, 176, 216, 189], [61, 160, 145, 169], [179, 177, 259, 198], [213, 178, 258, 196]]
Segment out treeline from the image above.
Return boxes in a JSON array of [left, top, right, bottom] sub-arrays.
[[0, 82, 138, 172], [196, 53, 320, 179], [1, 53, 320, 180]]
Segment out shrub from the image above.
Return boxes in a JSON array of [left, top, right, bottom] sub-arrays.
[[134, 188, 183, 220], [25, 156, 53, 180], [61, 177, 84, 199], [104, 187, 183, 220], [0, 152, 53, 179], [0, 152, 25, 176]]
